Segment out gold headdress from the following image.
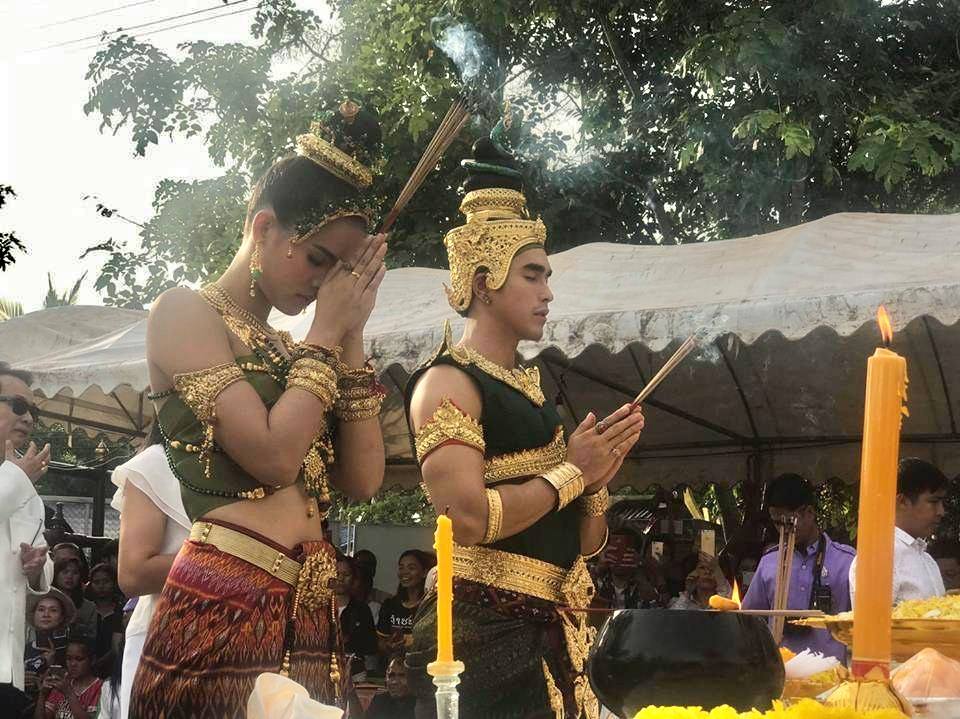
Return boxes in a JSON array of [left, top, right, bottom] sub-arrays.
[[444, 105, 546, 312], [290, 100, 380, 245]]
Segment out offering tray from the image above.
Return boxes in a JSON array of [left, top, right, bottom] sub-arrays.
[[792, 614, 960, 662]]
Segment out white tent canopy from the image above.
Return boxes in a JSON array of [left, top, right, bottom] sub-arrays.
[[3, 212, 959, 488]]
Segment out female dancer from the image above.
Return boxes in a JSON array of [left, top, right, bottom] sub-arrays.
[[129, 103, 388, 717]]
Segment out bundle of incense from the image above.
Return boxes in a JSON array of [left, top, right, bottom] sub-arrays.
[[771, 515, 798, 643], [380, 99, 470, 232], [630, 332, 701, 407]]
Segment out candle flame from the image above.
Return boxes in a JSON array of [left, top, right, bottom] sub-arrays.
[[732, 580, 742, 608], [877, 306, 893, 345]]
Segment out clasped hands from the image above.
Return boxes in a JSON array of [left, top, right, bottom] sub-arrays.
[[566, 403, 645, 491]]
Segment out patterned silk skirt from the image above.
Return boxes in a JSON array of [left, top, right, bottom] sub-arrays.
[[129, 519, 340, 719], [405, 579, 598, 719]]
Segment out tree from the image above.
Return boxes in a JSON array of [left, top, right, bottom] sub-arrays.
[[0, 185, 26, 272], [43, 272, 88, 308], [0, 298, 24, 321], [83, 0, 960, 306]]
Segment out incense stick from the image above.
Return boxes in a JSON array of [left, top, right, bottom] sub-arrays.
[[381, 99, 470, 232], [771, 517, 797, 643], [630, 334, 698, 407]]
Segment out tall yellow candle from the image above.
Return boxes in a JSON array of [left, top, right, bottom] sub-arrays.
[[434, 513, 454, 663], [851, 307, 908, 680]]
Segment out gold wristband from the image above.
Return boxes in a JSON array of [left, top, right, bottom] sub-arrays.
[[481, 488, 503, 544], [540, 462, 584, 511], [287, 357, 339, 408], [578, 486, 609, 517]]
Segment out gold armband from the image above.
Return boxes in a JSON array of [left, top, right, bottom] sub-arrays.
[[173, 362, 245, 479], [578, 486, 609, 517], [287, 357, 339, 408], [481, 488, 503, 544], [540, 462, 584, 510], [174, 362, 245, 423], [414, 398, 485, 463]]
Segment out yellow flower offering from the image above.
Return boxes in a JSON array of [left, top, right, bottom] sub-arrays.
[[892, 595, 960, 620], [780, 648, 798, 663], [632, 699, 907, 719]]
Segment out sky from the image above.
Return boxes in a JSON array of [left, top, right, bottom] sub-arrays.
[[1, 0, 327, 311]]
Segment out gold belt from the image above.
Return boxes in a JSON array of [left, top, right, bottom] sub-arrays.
[[189, 521, 302, 587], [452, 544, 595, 608]]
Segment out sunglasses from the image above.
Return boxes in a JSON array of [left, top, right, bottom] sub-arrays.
[[0, 395, 39, 422]]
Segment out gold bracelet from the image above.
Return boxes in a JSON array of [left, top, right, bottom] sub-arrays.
[[578, 486, 609, 517], [481, 488, 503, 544], [293, 342, 342, 362], [540, 462, 584, 511], [335, 392, 384, 422], [287, 357, 339, 408], [581, 527, 609, 559]]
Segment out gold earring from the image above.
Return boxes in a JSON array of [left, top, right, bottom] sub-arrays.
[[249, 242, 262, 298], [481, 294, 492, 305], [287, 239, 294, 259]]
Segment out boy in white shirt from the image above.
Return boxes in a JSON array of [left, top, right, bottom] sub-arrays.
[[850, 457, 947, 604]]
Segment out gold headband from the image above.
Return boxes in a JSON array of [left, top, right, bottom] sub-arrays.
[[295, 123, 374, 190], [444, 188, 547, 312]]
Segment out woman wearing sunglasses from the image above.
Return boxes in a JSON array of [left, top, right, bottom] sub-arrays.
[[0, 362, 52, 708]]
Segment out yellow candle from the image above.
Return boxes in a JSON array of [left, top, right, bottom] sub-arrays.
[[434, 513, 454, 663], [851, 309, 908, 680]]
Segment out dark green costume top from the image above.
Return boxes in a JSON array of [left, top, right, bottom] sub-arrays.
[[154, 354, 334, 523], [405, 334, 580, 569]]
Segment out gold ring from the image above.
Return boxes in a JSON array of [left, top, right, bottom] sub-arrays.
[[595, 421, 607, 435], [350, 271, 361, 279]]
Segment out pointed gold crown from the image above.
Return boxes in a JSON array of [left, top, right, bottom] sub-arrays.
[[444, 188, 546, 312], [444, 104, 545, 313]]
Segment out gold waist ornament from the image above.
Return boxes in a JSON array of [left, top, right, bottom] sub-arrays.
[[451, 544, 594, 608], [452, 543, 599, 719]]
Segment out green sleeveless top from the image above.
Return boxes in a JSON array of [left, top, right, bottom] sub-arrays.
[[405, 330, 581, 570], [153, 353, 335, 523]]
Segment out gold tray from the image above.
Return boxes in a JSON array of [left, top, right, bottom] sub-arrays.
[[793, 616, 960, 662]]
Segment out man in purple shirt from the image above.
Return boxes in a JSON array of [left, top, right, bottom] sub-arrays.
[[741, 474, 855, 661]]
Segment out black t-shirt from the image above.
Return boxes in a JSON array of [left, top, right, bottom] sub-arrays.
[[366, 693, 416, 719], [339, 599, 377, 676], [376, 596, 417, 637]]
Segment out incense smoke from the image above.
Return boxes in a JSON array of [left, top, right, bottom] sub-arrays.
[[693, 313, 730, 364], [436, 22, 490, 83]]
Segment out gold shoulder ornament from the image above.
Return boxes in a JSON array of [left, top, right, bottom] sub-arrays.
[[414, 397, 485, 463]]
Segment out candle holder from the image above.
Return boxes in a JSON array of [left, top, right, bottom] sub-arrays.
[[428, 659, 466, 719]]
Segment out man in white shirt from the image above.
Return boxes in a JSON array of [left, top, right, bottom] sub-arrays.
[[0, 362, 52, 703], [850, 457, 947, 605]]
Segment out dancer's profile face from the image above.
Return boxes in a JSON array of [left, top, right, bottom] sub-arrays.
[[253, 211, 369, 315], [484, 246, 553, 342]]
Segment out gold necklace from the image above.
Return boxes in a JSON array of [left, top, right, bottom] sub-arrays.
[[200, 284, 292, 377], [449, 341, 545, 407]]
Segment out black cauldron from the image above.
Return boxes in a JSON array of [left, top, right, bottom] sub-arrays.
[[588, 610, 785, 717]]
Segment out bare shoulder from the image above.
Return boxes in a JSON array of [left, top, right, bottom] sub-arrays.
[[409, 364, 482, 429], [149, 287, 216, 330], [147, 287, 233, 376]]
